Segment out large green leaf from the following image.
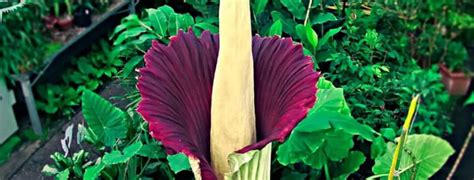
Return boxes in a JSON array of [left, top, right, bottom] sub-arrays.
[[225, 143, 272, 180], [371, 134, 455, 180], [331, 151, 366, 180], [280, 0, 306, 20], [277, 78, 375, 168], [301, 130, 354, 169], [82, 90, 127, 146], [103, 142, 143, 165], [146, 8, 168, 37]]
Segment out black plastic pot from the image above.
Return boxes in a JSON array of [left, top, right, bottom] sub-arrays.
[[73, 6, 92, 27]]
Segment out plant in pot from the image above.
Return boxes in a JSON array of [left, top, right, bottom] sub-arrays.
[[439, 41, 472, 95], [56, 0, 74, 30], [438, 8, 474, 95], [73, 0, 92, 27]]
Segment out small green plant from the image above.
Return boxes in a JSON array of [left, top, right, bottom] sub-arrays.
[[35, 40, 122, 117], [42, 150, 90, 178], [42, 90, 181, 179]]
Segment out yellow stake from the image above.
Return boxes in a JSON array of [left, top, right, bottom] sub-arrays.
[[388, 94, 420, 180]]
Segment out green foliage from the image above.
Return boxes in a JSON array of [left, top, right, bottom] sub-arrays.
[[103, 142, 143, 165], [56, 169, 70, 180], [37, 1, 468, 179], [277, 78, 376, 178], [322, 6, 454, 136], [312, 12, 337, 25], [45, 91, 175, 179], [0, 136, 21, 165], [280, 0, 306, 20], [82, 89, 127, 146], [370, 134, 455, 179], [268, 20, 283, 36], [329, 151, 366, 180], [252, 0, 268, 16], [83, 161, 105, 180], [35, 40, 121, 118], [0, 3, 49, 78], [111, 5, 217, 79], [167, 153, 192, 174], [375, 0, 471, 71], [248, 0, 459, 136], [42, 150, 89, 178]]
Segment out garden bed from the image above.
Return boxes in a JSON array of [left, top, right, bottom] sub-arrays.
[[33, 0, 132, 85], [0, 80, 127, 180], [1, 0, 473, 179], [47, 0, 125, 44]]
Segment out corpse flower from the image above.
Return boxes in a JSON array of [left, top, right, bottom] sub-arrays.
[[137, 0, 320, 179]]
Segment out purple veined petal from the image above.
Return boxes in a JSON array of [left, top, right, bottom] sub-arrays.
[[137, 30, 219, 180], [237, 35, 320, 153], [137, 30, 319, 180]]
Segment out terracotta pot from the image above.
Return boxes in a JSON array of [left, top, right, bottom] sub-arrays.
[[57, 16, 74, 30], [439, 63, 472, 95]]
